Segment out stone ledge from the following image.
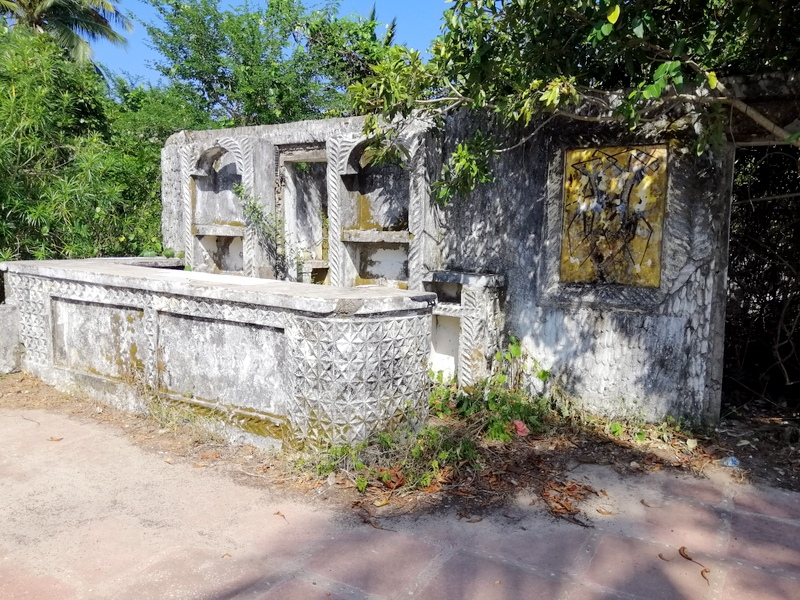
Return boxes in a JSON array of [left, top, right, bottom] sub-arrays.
[[0, 259, 436, 317]]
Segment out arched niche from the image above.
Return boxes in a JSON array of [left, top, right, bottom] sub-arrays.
[[192, 145, 245, 228], [188, 143, 247, 274]]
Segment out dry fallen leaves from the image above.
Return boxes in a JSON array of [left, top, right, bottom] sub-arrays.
[[378, 468, 406, 490], [542, 480, 596, 518], [48, 437, 63, 442], [678, 546, 711, 585]]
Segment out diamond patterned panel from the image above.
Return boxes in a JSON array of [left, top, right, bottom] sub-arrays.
[[285, 313, 431, 446]]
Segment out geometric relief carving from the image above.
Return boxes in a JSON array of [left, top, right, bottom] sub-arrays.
[[285, 314, 431, 446], [561, 146, 667, 287], [151, 296, 284, 330], [326, 134, 363, 287], [458, 286, 500, 388], [7, 273, 50, 364]]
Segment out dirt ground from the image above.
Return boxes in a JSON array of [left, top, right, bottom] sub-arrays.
[[1, 372, 799, 525]]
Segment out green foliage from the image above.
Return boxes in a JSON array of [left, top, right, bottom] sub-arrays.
[[101, 79, 212, 255], [234, 184, 293, 277], [0, 28, 211, 261], [301, 2, 396, 114], [2, 0, 132, 63], [301, 365, 553, 493], [352, 0, 800, 203], [144, 0, 312, 125], [432, 131, 496, 205], [0, 28, 108, 259], [143, 0, 398, 125], [725, 146, 800, 397]]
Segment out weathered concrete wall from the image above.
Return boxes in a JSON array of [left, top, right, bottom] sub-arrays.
[[0, 304, 20, 374], [0, 258, 434, 447], [432, 116, 734, 424], [161, 117, 366, 279], [158, 109, 744, 425]]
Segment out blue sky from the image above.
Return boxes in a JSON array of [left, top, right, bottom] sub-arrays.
[[93, 0, 448, 84]]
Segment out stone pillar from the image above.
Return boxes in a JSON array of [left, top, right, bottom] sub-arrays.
[[0, 304, 20, 374]]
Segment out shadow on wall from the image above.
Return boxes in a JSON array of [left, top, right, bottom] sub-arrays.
[[435, 116, 730, 424]]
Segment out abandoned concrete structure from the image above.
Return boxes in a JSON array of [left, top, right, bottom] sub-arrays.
[[155, 115, 733, 427], [1, 73, 797, 444]]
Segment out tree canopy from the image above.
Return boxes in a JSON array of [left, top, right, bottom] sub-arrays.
[[1, 0, 131, 62], [143, 0, 397, 125], [0, 0, 403, 261], [350, 0, 800, 201]]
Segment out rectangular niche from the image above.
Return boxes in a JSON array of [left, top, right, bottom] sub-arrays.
[[342, 163, 410, 232], [430, 315, 460, 380], [560, 145, 667, 287], [198, 235, 244, 273], [352, 242, 409, 288], [284, 161, 328, 261]]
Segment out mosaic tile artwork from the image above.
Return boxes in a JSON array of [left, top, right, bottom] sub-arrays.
[[560, 146, 668, 287]]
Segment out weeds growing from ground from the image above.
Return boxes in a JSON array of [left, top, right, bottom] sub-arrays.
[[295, 368, 554, 496]]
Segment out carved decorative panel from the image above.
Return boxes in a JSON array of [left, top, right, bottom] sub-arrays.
[[326, 134, 362, 287], [285, 314, 431, 445], [7, 274, 50, 364]]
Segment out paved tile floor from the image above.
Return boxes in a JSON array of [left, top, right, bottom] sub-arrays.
[[1, 407, 799, 599]]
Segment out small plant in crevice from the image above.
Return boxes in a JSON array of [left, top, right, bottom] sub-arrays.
[[296, 421, 482, 495], [234, 184, 298, 279]]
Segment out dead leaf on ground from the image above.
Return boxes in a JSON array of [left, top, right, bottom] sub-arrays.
[[640, 499, 657, 508], [274, 511, 288, 524], [701, 567, 711, 585], [658, 553, 672, 562], [378, 468, 405, 490], [679, 546, 708, 569], [221, 553, 231, 558], [48, 437, 63, 442], [600, 489, 609, 497], [596, 508, 614, 516]]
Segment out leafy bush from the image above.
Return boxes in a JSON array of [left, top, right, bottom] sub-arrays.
[[0, 28, 214, 261]]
